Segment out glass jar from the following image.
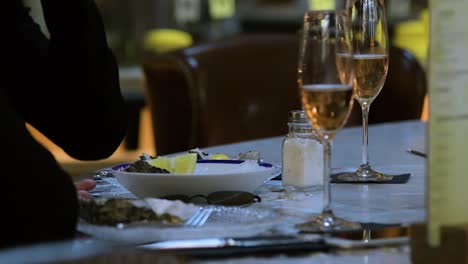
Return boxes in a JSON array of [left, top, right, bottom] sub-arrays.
[[282, 110, 324, 191]]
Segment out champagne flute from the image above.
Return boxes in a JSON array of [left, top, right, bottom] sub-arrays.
[[338, 0, 392, 181], [296, 10, 360, 232]]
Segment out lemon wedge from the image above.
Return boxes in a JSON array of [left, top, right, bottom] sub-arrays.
[[209, 153, 230, 160], [148, 153, 197, 174], [148, 157, 172, 172], [174, 153, 198, 174]]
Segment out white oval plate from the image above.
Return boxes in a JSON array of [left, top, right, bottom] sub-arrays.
[[112, 160, 276, 198], [78, 205, 279, 244]]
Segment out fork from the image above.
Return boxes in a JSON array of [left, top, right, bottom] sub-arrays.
[[184, 208, 213, 228]]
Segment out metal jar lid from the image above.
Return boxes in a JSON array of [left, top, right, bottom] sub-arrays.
[[288, 110, 311, 124]]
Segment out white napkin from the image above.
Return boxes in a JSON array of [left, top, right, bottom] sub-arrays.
[[144, 198, 200, 220]]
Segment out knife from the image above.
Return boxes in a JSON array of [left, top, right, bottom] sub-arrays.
[[138, 235, 326, 255], [138, 234, 409, 254]]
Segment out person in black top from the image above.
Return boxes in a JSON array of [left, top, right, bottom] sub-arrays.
[[1, 0, 127, 248]]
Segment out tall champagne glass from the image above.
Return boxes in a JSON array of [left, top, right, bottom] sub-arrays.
[[338, 0, 392, 181], [296, 10, 360, 232]]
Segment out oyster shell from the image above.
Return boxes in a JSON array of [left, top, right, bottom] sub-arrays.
[[124, 160, 170, 173], [235, 150, 261, 161], [79, 197, 182, 226]]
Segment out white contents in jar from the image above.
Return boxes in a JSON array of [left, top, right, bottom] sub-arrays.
[[282, 138, 324, 187]]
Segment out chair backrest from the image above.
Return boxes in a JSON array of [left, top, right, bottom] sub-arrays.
[[347, 46, 427, 125], [143, 34, 302, 155]]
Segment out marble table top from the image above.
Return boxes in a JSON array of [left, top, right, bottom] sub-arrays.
[[195, 120, 427, 264], [204, 120, 427, 223], [87, 120, 426, 263], [0, 120, 427, 263], [203, 120, 426, 169]]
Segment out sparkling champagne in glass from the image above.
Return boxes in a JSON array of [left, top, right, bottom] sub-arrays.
[[296, 10, 360, 232], [337, 0, 392, 181]]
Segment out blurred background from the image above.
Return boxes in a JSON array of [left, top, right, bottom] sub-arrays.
[[23, 0, 429, 175], [25, 0, 429, 66]]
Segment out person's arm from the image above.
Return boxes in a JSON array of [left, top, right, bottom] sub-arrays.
[[0, 89, 78, 248], [7, 0, 127, 160], [0, 1, 126, 248]]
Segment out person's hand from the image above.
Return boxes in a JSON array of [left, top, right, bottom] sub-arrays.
[[75, 179, 96, 198]]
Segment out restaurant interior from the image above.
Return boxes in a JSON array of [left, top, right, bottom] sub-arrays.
[[9, 0, 465, 263], [25, 0, 429, 175]]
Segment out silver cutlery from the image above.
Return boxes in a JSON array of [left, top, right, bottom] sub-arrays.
[[138, 234, 323, 251], [138, 234, 408, 252], [184, 208, 213, 228]]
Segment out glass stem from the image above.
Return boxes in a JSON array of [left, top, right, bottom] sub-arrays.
[[322, 135, 332, 214], [361, 104, 370, 166]]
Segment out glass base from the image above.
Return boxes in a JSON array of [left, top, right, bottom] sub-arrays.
[[295, 210, 361, 233], [283, 184, 323, 193], [336, 164, 393, 182]]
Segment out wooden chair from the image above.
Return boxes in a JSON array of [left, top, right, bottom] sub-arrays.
[[143, 34, 302, 155]]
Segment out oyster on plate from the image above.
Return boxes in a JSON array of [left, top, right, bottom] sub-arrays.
[[124, 160, 170, 173], [188, 148, 262, 161], [79, 197, 182, 226]]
